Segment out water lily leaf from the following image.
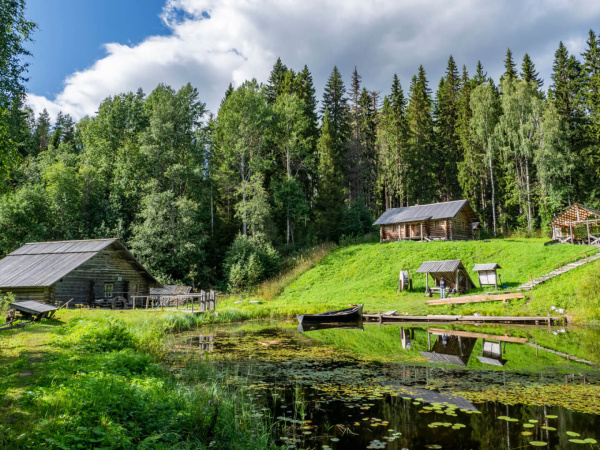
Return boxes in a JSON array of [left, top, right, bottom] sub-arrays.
[[330, 438, 339, 442], [566, 432, 580, 437], [523, 424, 535, 428], [545, 415, 558, 419], [522, 432, 533, 436], [569, 439, 586, 444], [497, 416, 510, 420], [529, 442, 548, 447], [506, 418, 519, 422], [541, 426, 556, 431], [528, 419, 538, 423], [584, 439, 597, 444]]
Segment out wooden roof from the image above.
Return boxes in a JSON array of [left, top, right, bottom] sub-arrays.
[[10, 300, 58, 314], [416, 260, 465, 273], [150, 285, 192, 295], [373, 200, 474, 226], [472, 263, 501, 271], [0, 239, 157, 288], [550, 204, 600, 226]]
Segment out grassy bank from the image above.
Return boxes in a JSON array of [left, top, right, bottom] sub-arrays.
[[0, 310, 275, 449], [214, 238, 600, 323]]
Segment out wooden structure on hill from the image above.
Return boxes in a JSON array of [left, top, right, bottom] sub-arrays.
[[549, 204, 600, 245], [472, 263, 501, 290], [0, 239, 158, 306], [416, 259, 475, 294], [374, 200, 478, 243]]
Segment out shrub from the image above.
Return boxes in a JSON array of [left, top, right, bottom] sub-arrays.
[[223, 233, 280, 291]]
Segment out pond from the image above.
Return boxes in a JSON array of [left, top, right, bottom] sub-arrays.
[[170, 321, 600, 449]]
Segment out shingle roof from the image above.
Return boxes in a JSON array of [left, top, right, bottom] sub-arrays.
[[416, 260, 465, 273], [150, 285, 192, 295], [0, 239, 156, 288], [373, 200, 469, 226], [472, 263, 501, 271]]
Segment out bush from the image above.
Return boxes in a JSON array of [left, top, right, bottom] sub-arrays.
[[223, 233, 280, 291], [337, 198, 376, 240]]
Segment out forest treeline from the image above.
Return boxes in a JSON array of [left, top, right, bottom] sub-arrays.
[[2, 1, 600, 289]]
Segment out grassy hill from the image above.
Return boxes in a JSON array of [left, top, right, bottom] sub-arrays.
[[265, 238, 599, 322]]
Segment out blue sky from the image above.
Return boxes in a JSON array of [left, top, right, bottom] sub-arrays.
[[25, 0, 167, 97], [24, 1, 600, 120]]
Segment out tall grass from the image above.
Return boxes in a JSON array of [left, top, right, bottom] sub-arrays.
[[257, 243, 335, 302]]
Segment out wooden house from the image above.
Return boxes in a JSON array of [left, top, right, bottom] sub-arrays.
[[0, 239, 157, 306], [374, 200, 478, 242], [549, 204, 600, 245]]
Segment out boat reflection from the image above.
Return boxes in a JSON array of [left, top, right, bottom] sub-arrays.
[[297, 321, 364, 333]]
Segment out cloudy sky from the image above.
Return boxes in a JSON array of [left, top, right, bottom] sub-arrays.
[[25, 0, 600, 121]]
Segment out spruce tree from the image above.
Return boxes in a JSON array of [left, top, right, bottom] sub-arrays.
[[406, 66, 435, 204], [501, 48, 517, 84], [315, 110, 343, 240], [320, 66, 350, 160], [581, 30, 600, 191], [474, 61, 487, 85], [521, 53, 543, 89], [434, 55, 462, 201], [265, 58, 289, 104]]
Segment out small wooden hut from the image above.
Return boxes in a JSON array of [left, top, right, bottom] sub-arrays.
[[472, 263, 501, 290], [416, 260, 475, 294], [549, 204, 600, 245], [374, 200, 478, 242], [477, 340, 508, 366]]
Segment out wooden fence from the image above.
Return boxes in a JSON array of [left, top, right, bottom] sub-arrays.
[[131, 289, 217, 312]]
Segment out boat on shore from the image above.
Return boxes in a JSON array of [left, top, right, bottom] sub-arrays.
[[297, 304, 363, 324]]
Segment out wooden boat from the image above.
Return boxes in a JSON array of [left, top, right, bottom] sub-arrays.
[[297, 304, 363, 324], [297, 321, 364, 333]]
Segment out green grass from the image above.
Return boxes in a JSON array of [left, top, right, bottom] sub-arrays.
[[0, 310, 276, 449], [215, 238, 599, 322]]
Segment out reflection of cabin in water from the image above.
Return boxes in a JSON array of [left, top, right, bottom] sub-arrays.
[[420, 334, 477, 366], [549, 204, 600, 245], [0, 239, 157, 305], [478, 340, 507, 366], [374, 200, 478, 242]]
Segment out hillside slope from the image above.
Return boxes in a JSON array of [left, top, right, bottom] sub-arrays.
[[275, 239, 599, 322]]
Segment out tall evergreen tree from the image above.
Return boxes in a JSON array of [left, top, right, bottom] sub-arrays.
[[434, 55, 462, 201], [265, 58, 289, 104], [320, 66, 350, 160], [581, 29, 600, 188], [501, 48, 518, 84], [406, 66, 435, 204], [474, 61, 488, 85], [521, 53, 543, 89]]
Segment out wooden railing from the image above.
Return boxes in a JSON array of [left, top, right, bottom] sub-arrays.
[[527, 248, 599, 288]]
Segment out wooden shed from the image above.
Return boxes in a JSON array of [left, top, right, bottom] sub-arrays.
[[549, 204, 600, 245], [0, 239, 158, 306], [374, 200, 478, 243], [416, 259, 475, 294]]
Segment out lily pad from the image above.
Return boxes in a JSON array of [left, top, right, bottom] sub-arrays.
[[523, 424, 535, 428], [545, 415, 558, 419], [522, 432, 533, 436], [566, 432, 580, 437], [541, 426, 557, 431], [569, 439, 586, 444], [529, 442, 548, 447], [584, 439, 597, 444]]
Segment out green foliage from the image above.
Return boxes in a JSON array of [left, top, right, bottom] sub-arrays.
[[338, 198, 375, 238], [224, 233, 280, 291]]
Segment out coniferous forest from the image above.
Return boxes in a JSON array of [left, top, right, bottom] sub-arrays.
[[2, 2, 600, 290]]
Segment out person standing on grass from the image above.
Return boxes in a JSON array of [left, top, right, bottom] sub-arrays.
[[440, 278, 446, 298]]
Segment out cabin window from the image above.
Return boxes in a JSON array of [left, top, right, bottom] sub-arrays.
[[456, 220, 465, 231], [435, 220, 443, 229], [105, 283, 114, 298]]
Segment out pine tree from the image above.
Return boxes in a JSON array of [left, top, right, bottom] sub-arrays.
[[434, 55, 462, 201], [521, 53, 543, 89], [33, 109, 51, 154], [581, 29, 600, 183], [320, 66, 350, 160], [474, 61, 487, 85]]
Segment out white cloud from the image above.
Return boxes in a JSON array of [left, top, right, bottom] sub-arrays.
[[27, 0, 600, 120]]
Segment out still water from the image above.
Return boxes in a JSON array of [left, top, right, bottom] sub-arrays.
[[172, 321, 600, 449]]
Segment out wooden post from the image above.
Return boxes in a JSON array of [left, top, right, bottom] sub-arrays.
[[176, 297, 179, 310], [191, 296, 194, 313], [587, 221, 591, 245], [569, 223, 573, 243], [456, 269, 460, 293], [547, 311, 551, 333], [420, 222, 423, 241], [132, 296, 136, 310], [494, 270, 498, 291], [425, 272, 429, 291], [145, 296, 149, 309], [427, 332, 431, 351]]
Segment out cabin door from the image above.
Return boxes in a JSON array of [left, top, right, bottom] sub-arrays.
[[411, 224, 420, 237], [122, 280, 129, 300]]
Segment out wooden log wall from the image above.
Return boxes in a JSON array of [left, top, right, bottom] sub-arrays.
[[53, 245, 154, 305]]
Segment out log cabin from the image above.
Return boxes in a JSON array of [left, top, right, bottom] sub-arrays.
[[0, 239, 158, 306], [373, 200, 478, 242]]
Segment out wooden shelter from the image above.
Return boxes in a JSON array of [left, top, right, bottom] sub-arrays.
[[374, 200, 478, 242], [477, 340, 508, 366], [472, 263, 501, 290], [0, 239, 158, 306], [416, 260, 475, 294], [549, 204, 600, 245]]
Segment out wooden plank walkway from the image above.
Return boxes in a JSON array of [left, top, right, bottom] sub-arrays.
[[363, 313, 562, 325], [517, 251, 600, 291], [426, 292, 525, 306]]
